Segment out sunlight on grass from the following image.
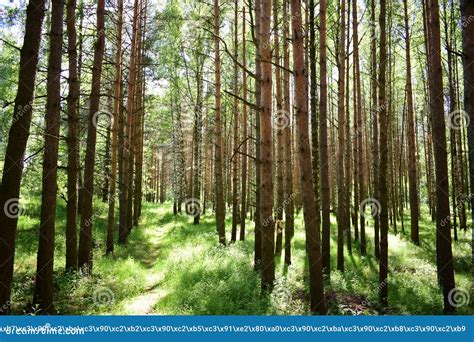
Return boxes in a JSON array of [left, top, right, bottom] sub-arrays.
[[10, 198, 473, 315]]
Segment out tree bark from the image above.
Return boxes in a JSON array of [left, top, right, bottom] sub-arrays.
[[336, 0, 347, 272], [33, 0, 64, 313], [275, 0, 284, 257], [260, 0, 275, 292], [319, 0, 331, 272], [283, 0, 294, 266], [460, 0, 474, 290], [378, 0, 389, 307], [107, 0, 124, 254], [240, 6, 248, 241], [0, 0, 47, 314], [214, 0, 226, 245], [66, 0, 79, 271], [78, 0, 106, 271], [290, 0, 326, 314], [403, 0, 420, 246], [231, 0, 240, 241], [426, 0, 456, 313]]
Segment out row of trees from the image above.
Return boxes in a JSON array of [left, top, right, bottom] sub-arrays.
[[0, 0, 149, 314], [147, 0, 474, 313]]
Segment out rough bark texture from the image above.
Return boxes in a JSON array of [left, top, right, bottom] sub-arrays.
[[254, 0, 263, 269], [291, 0, 326, 314], [66, 0, 79, 270], [275, 0, 284, 257], [353, 0, 366, 256], [0, 0, 47, 314], [336, 0, 346, 272], [378, 0, 389, 307], [260, 0, 275, 292], [460, 0, 474, 289], [214, 0, 226, 245], [107, 0, 124, 254], [231, 0, 239, 241], [78, 0, 106, 271], [33, 0, 64, 313], [403, 0, 420, 246], [283, 0, 294, 266], [240, 7, 248, 241], [426, 0, 456, 313], [319, 0, 331, 273]]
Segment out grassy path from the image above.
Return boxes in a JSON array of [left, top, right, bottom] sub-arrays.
[[11, 201, 473, 315]]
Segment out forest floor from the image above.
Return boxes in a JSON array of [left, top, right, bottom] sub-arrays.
[[10, 198, 473, 315]]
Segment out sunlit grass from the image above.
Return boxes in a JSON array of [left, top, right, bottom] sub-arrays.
[[10, 197, 473, 315]]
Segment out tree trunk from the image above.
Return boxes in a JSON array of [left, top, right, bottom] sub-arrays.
[[353, 0, 366, 256], [107, 0, 124, 254], [460, 0, 474, 289], [33, 0, 64, 313], [240, 7, 248, 241], [66, 0, 79, 271], [370, 0, 380, 260], [254, 0, 263, 269], [260, 0, 275, 292], [319, 0, 331, 272], [275, 0, 284, 257], [426, 0, 456, 313], [0, 0, 47, 314], [214, 0, 226, 245], [291, 0, 326, 314], [403, 0, 420, 246], [378, 0, 389, 307], [283, 0, 294, 266], [119, 0, 139, 243], [336, 0, 346, 272], [231, 0, 240, 241], [78, 0, 106, 271]]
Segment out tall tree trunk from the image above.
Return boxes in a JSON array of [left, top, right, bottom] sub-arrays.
[[119, 0, 139, 243], [378, 0, 389, 307], [309, 0, 321, 264], [283, 0, 294, 266], [370, 0, 380, 260], [78, 0, 106, 271], [403, 0, 420, 245], [214, 0, 226, 245], [33, 0, 64, 313], [291, 0, 326, 314], [353, 0, 366, 256], [231, 0, 240, 241], [0, 0, 47, 314], [460, 0, 474, 288], [275, 0, 284, 257], [319, 0, 331, 272], [336, 0, 347, 272], [260, 0, 275, 292], [107, 0, 124, 254], [254, 0, 263, 269], [426, 0, 456, 313], [240, 6, 248, 241], [66, 0, 79, 271]]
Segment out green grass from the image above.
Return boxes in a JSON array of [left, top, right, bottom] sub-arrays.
[[9, 198, 473, 315]]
